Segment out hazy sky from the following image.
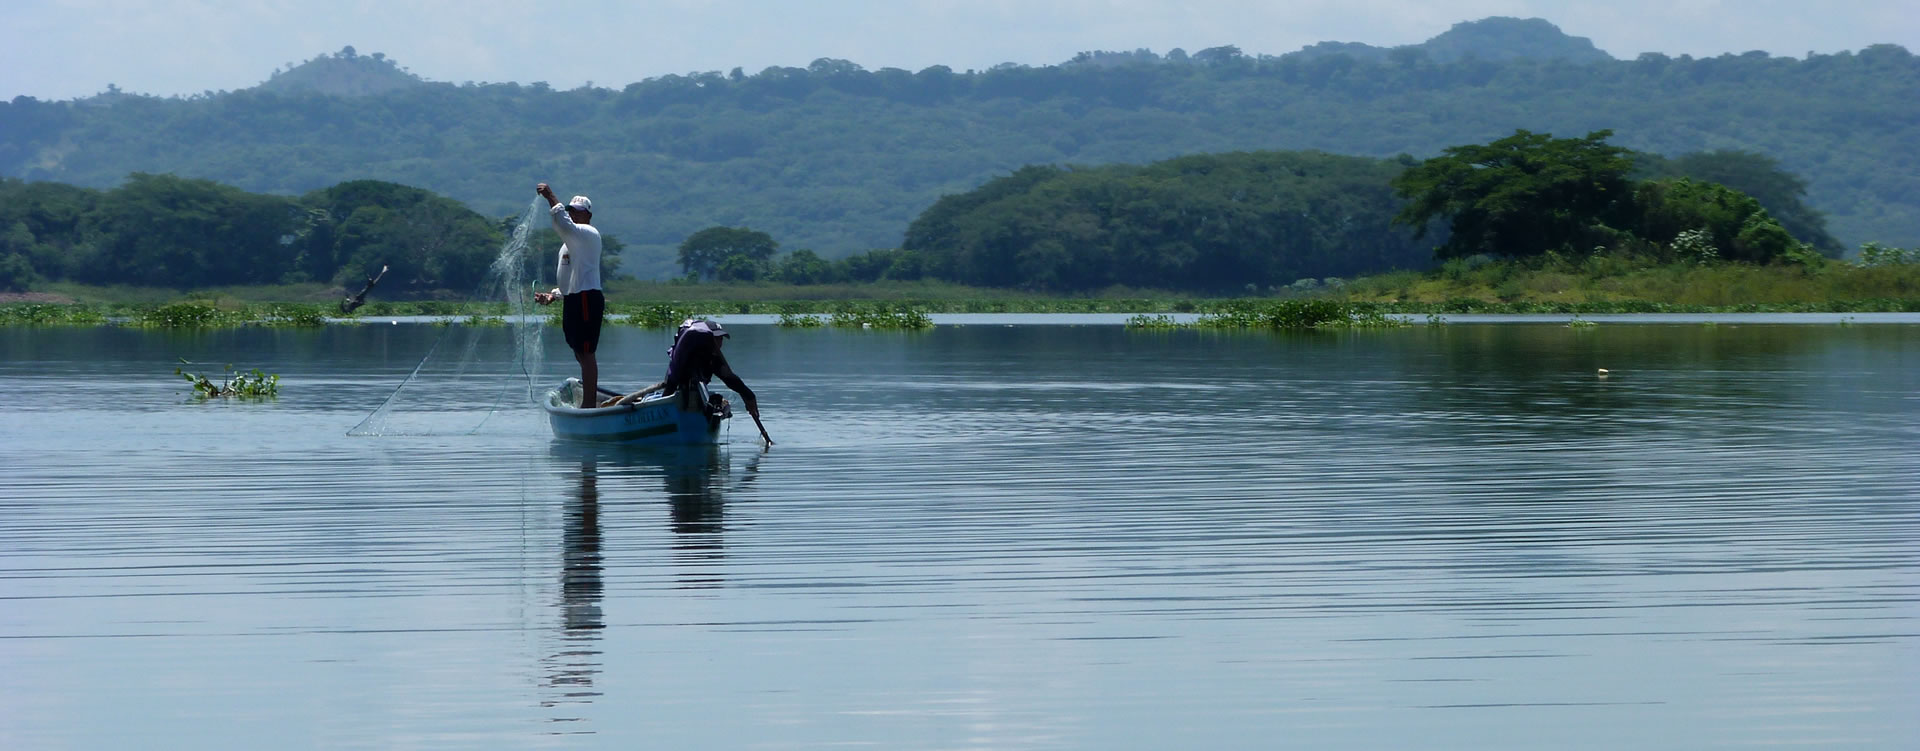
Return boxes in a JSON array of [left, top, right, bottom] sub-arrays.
[[4, 0, 1914, 101]]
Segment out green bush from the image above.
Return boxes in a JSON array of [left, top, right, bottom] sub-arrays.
[[139, 302, 245, 328], [1857, 242, 1917, 267]]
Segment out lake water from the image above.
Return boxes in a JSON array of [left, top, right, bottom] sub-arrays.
[[2, 320, 1916, 750]]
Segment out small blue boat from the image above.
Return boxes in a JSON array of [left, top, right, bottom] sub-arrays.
[[544, 378, 730, 445]]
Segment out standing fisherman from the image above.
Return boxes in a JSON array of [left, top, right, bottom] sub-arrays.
[[532, 182, 606, 407]]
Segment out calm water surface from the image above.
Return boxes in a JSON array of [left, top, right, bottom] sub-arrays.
[[2, 321, 1916, 750]]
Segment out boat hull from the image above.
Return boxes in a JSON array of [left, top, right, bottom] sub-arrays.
[[544, 380, 726, 445]]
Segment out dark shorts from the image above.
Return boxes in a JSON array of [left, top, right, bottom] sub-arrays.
[[561, 290, 605, 354]]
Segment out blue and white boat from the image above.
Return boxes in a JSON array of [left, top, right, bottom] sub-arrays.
[[544, 378, 730, 445]]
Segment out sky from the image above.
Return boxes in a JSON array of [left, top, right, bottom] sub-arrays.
[[3, 0, 1915, 101]]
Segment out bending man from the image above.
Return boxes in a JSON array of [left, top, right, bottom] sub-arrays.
[[614, 319, 759, 425], [532, 182, 606, 407]]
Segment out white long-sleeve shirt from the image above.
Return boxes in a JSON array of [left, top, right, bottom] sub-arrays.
[[550, 203, 603, 294]]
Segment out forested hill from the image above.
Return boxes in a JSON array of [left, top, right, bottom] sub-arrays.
[[3, 17, 1915, 278]]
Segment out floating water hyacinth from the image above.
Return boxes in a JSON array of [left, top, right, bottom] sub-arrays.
[[139, 302, 248, 328], [777, 311, 827, 328], [1126, 300, 1410, 329], [175, 359, 280, 399]]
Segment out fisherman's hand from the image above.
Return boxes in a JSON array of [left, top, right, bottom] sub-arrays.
[[534, 291, 555, 305], [536, 183, 554, 198]]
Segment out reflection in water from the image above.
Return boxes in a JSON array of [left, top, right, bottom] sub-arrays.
[[543, 459, 605, 721], [6, 323, 1912, 750], [540, 442, 761, 723], [666, 446, 756, 588]]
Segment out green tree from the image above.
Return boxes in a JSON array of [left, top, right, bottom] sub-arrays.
[[773, 249, 834, 284], [0, 251, 38, 291], [300, 180, 504, 290], [903, 151, 1430, 292], [1, 220, 34, 257], [1636, 150, 1841, 255], [0, 178, 101, 281], [1633, 178, 1800, 263], [85, 173, 303, 286], [677, 226, 777, 281], [597, 233, 626, 278], [1392, 129, 1636, 259], [714, 253, 768, 282]]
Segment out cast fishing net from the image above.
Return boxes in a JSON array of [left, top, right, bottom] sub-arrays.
[[348, 199, 552, 436]]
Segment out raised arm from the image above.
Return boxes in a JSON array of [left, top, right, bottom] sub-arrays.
[[533, 183, 568, 304]]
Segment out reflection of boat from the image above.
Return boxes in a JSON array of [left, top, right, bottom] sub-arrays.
[[546, 442, 750, 590], [543, 378, 730, 445]]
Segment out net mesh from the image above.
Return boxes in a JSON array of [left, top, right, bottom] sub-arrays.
[[348, 199, 551, 436]]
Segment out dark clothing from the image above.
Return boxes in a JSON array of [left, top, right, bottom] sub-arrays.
[[663, 324, 755, 410], [561, 289, 604, 353]]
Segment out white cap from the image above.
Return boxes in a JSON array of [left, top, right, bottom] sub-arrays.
[[567, 196, 592, 212]]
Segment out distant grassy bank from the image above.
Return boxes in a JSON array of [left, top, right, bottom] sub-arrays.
[[2, 279, 1208, 322], [1334, 254, 1920, 312], [7, 258, 1920, 327]]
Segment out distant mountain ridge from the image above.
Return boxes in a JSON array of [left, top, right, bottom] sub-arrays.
[[257, 46, 424, 97], [2, 17, 1913, 278], [247, 16, 1610, 95], [1293, 17, 1613, 64]]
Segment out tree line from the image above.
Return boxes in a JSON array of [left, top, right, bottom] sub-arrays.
[[0, 175, 620, 293], [1, 131, 1837, 294], [674, 135, 1830, 292], [1, 19, 1910, 278]]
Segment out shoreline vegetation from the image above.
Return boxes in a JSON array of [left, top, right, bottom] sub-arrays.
[[5, 127, 1913, 330], [6, 255, 1916, 330]]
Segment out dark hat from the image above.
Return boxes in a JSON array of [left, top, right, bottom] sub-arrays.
[[677, 318, 729, 338]]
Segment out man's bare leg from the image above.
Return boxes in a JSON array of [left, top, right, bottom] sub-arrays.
[[577, 349, 599, 408]]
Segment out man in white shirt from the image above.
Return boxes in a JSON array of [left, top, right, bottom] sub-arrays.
[[532, 182, 606, 406]]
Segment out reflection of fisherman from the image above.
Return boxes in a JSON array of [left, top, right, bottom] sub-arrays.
[[562, 463, 605, 632], [610, 319, 760, 423], [544, 460, 604, 711]]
